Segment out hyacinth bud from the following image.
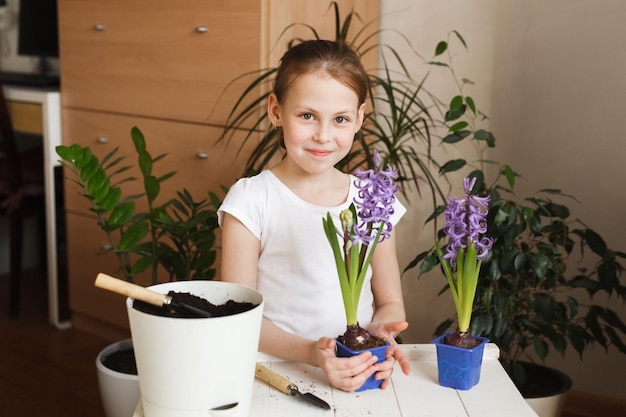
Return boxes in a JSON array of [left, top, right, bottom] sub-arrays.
[[340, 208, 354, 234]]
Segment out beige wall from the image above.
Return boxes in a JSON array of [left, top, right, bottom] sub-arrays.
[[382, 0, 626, 400]]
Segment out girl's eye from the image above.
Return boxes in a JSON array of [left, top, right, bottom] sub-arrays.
[[302, 113, 313, 120], [335, 116, 347, 124]]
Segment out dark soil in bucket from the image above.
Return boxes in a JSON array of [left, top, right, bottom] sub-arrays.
[[515, 361, 573, 398], [102, 347, 137, 375], [132, 290, 257, 318], [102, 291, 258, 375]]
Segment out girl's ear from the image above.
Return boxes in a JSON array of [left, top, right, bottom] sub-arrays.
[[267, 93, 281, 127], [355, 102, 366, 132]]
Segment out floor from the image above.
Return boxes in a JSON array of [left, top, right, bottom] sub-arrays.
[[0, 269, 107, 417]]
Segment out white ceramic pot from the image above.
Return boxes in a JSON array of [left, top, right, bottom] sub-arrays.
[[95, 338, 141, 417], [526, 392, 569, 417], [126, 280, 264, 417], [520, 362, 572, 417]]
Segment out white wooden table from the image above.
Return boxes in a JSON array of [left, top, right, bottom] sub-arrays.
[[134, 344, 538, 416]]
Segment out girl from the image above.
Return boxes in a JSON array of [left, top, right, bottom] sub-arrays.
[[218, 40, 410, 392]]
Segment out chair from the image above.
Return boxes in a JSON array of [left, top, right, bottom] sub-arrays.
[[0, 83, 46, 318]]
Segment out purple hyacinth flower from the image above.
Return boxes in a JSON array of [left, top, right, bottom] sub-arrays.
[[442, 177, 493, 267], [351, 151, 399, 246]]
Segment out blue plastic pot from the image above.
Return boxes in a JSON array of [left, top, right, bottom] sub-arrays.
[[432, 332, 489, 390], [336, 338, 390, 391]]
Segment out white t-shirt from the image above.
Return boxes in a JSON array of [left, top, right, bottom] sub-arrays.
[[218, 170, 406, 340]]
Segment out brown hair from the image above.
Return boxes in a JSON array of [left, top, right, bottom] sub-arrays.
[[273, 40, 369, 106]]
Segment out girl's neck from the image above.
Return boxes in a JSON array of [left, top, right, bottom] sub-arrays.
[[271, 159, 349, 207]]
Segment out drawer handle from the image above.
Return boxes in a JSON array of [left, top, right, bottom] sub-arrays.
[[196, 152, 209, 159], [195, 26, 209, 33], [93, 24, 106, 31], [96, 137, 109, 144]]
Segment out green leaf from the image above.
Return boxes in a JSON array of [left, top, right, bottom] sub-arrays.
[[445, 104, 466, 122], [107, 201, 135, 227], [75, 147, 94, 170], [98, 187, 122, 214], [533, 337, 548, 361], [428, 61, 449, 67], [465, 96, 476, 114], [131, 126, 146, 153], [144, 175, 160, 203], [86, 169, 106, 197], [92, 176, 111, 204], [442, 130, 471, 144], [448, 121, 468, 132], [419, 252, 439, 274], [439, 159, 466, 174], [502, 165, 516, 188], [473, 129, 495, 147], [117, 221, 149, 251], [131, 255, 156, 275], [138, 150, 153, 179], [494, 316, 507, 338], [584, 229, 607, 256], [79, 157, 99, 182], [532, 253, 549, 278], [453, 30, 468, 49], [449, 95, 463, 112], [435, 41, 448, 56], [56, 144, 77, 162], [493, 293, 507, 316], [472, 313, 494, 336]]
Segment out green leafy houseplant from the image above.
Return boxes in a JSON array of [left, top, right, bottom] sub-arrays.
[[56, 126, 223, 284], [406, 36, 626, 392]]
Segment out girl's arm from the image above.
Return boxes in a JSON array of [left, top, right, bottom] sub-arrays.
[[370, 229, 406, 329], [220, 212, 260, 290], [368, 229, 411, 382]]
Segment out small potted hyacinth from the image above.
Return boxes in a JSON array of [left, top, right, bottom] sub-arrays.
[[322, 150, 400, 391], [432, 176, 493, 390]]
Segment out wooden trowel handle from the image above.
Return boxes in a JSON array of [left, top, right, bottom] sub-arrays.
[[255, 362, 293, 395], [95, 273, 168, 307]]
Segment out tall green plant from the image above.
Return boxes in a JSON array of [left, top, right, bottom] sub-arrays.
[[57, 127, 223, 283], [217, 1, 446, 205], [405, 33, 626, 389]]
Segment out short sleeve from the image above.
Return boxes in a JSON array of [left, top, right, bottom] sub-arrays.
[[217, 176, 267, 240]]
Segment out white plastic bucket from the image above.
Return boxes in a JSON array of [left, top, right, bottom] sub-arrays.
[[126, 281, 264, 417], [95, 338, 141, 417]]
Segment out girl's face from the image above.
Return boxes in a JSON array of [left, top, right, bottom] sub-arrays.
[[268, 71, 365, 175]]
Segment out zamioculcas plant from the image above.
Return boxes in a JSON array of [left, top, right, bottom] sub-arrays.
[[57, 126, 223, 283]]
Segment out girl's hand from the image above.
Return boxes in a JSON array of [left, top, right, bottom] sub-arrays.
[[367, 321, 411, 388], [314, 337, 379, 392]]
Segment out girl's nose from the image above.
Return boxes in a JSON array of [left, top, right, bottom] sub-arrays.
[[313, 123, 331, 143]]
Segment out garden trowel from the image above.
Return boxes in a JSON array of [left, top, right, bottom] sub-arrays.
[[255, 363, 331, 410], [94, 273, 213, 318]]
